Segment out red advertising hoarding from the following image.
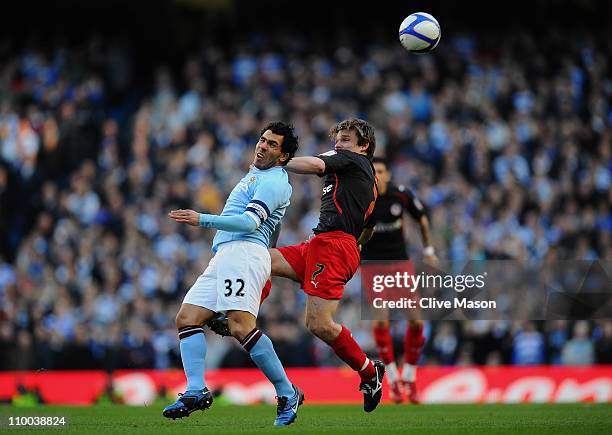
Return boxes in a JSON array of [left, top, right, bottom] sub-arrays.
[[1, 366, 611, 405]]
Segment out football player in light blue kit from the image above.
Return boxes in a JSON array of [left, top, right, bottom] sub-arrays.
[[163, 122, 303, 426]]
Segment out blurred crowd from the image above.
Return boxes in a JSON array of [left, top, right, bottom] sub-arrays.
[[0, 23, 611, 371]]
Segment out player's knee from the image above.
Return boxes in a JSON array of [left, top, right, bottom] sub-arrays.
[[227, 315, 256, 342], [175, 308, 199, 329], [229, 323, 251, 342], [175, 311, 188, 329], [306, 315, 336, 341]]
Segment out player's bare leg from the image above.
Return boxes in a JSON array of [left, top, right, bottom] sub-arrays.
[[402, 319, 425, 404], [227, 310, 303, 426], [305, 296, 342, 342], [372, 316, 403, 403], [305, 295, 385, 412], [163, 303, 216, 419], [176, 303, 217, 329], [226, 310, 258, 341], [270, 248, 300, 281]]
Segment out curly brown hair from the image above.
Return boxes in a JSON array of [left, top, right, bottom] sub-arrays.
[[329, 118, 376, 160]]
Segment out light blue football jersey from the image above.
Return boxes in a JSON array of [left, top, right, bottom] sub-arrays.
[[212, 165, 292, 252]]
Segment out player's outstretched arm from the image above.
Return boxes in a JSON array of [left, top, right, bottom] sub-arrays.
[[285, 156, 326, 175], [168, 209, 258, 233]]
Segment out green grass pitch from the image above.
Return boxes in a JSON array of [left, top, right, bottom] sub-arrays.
[[1, 403, 612, 434]]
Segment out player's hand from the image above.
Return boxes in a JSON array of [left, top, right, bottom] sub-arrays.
[[168, 209, 200, 226], [424, 254, 439, 268]]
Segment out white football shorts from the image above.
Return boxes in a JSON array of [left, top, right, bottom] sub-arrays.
[[182, 240, 271, 317]]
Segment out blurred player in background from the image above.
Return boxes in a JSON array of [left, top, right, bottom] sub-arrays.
[[268, 118, 385, 413], [163, 122, 304, 426], [359, 157, 438, 404]]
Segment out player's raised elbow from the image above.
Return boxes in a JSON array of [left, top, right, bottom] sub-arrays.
[[313, 157, 326, 174]]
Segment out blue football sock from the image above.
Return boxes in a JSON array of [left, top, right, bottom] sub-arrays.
[[178, 326, 207, 391], [243, 329, 294, 398]]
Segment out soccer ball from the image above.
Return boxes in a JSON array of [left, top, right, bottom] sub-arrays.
[[399, 12, 441, 54]]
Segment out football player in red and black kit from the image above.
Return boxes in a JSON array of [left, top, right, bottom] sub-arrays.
[[269, 118, 385, 412], [359, 157, 438, 404]]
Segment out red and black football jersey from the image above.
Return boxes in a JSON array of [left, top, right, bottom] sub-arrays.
[[361, 184, 426, 261], [314, 149, 377, 240]]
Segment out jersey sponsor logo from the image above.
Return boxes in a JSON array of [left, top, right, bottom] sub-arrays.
[[374, 219, 402, 233], [323, 184, 333, 195]]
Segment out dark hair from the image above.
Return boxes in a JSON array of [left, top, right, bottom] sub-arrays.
[[260, 121, 299, 165], [329, 118, 376, 160], [371, 157, 389, 168]]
